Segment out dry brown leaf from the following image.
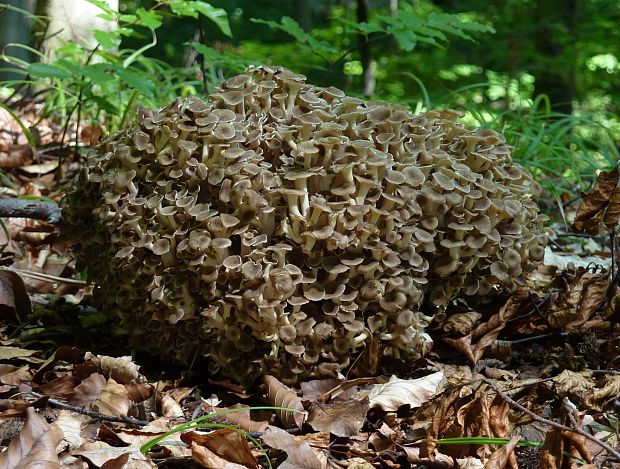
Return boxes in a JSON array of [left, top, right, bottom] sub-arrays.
[[0, 407, 63, 469], [0, 364, 31, 385], [70, 372, 107, 405], [483, 435, 520, 469], [36, 375, 82, 399], [0, 271, 31, 323], [316, 377, 385, 403], [95, 378, 130, 417], [444, 289, 527, 365], [74, 441, 144, 467], [181, 429, 258, 468], [213, 404, 269, 433], [593, 375, 620, 402], [85, 353, 143, 384], [307, 396, 369, 437], [442, 311, 483, 336], [117, 418, 191, 458], [32, 346, 81, 383], [364, 371, 443, 412], [573, 167, 620, 234], [188, 441, 248, 469], [263, 375, 306, 429], [54, 410, 83, 450], [553, 370, 595, 406], [547, 271, 609, 331], [161, 394, 184, 418], [260, 426, 327, 469]]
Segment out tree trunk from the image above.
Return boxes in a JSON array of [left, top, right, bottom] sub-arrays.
[[532, 0, 577, 114], [357, 0, 375, 96]]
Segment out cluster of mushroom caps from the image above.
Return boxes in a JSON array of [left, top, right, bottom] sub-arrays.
[[62, 66, 547, 384]]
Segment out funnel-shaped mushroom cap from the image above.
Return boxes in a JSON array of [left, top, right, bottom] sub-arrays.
[[62, 66, 547, 385]]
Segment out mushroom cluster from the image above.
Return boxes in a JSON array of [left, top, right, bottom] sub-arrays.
[[62, 66, 547, 383]]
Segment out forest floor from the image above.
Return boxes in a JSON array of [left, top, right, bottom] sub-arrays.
[[0, 104, 619, 469]]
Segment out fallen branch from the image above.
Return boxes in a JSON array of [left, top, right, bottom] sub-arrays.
[[0, 198, 61, 224], [479, 376, 620, 462], [31, 391, 148, 427]]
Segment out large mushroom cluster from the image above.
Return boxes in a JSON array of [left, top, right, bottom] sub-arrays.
[[62, 66, 547, 383]]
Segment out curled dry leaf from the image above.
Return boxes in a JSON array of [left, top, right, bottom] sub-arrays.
[[263, 375, 306, 429], [85, 353, 143, 384], [260, 426, 327, 469], [0, 407, 63, 469], [307, 396, 369, 437], [0, 270, 31, 323], [161, 394, 184, 418], [180, 429, 258, 469], [483, 435, 520, 469], [364, 371, 443, 412], [442, 311, 483, 336], [547, 271, 609, 331], [214, 404, 269, 433], [573, 167, 620, 235], [444, 289, 528, 365], [95, 378, 130, 418]]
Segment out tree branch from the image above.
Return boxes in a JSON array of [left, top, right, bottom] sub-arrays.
[[0, 198, 61, 224]]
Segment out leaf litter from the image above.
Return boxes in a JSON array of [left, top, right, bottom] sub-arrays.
[[0, 104, 619, 469]]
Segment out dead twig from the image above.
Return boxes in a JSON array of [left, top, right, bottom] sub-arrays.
[[30, 391, 149, 427], [0, 198, 61, 223], [479, 376, 620, 462]]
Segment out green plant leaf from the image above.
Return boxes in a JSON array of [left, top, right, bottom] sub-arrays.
[[93, 29, 122, 49], [82, 64, 111, 85], [251, 16, 337, 56], [168, 1, 232, 37], [28, 63, 72, 79], [115, 68, 156, 97], [137, 8, 163, 30]]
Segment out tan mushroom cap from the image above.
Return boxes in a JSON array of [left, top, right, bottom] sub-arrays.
[[63, 65, 548, 385]]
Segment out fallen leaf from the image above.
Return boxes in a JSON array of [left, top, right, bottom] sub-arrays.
[[364, 371, 443, 412], [0, 346, 37, 361], [483, 436, 520, 468], [70, 372, 107, 405], [19, 159, 59, 175], [181, 429, 258, 468], [573, 168, 620, 234], [189, 441, 248, 469], [260, 426, 327, 469], [307, 396, 369, 437], [263, 375, 306, 429], [0, 407, 63, 469], [547, 270, 609, 331], [0, 270, 31, 322], [74, 441, 142, 467], [445, 289, 528, 364], [0, 364, 31, 385], [54, 410, 83, 450], [161, 394, 184, 418], [95, 378, 130, 417], [85, 353, 144, 384], [211, 404, 269, 433]]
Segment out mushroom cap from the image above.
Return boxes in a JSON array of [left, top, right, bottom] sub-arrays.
[[62, 65, 548, 385]]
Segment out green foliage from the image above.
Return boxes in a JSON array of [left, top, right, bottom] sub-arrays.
[[0, 0, 618, 208], [1, 0, 233, 133]]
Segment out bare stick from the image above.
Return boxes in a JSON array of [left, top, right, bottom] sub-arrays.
[[31, 391, 149, 427], [0, 199, 61, 224], [480, 377, 620, 462]]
